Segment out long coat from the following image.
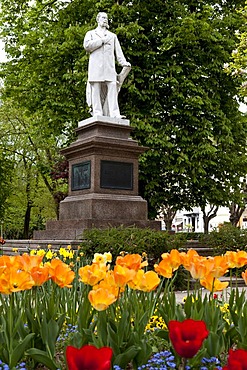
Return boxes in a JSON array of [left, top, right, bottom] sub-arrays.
[[84, 27, 128, 82]]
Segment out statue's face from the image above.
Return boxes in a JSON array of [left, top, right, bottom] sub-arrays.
[[98, 13, 108, 28]]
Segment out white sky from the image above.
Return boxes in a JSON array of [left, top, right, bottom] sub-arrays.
[[239, 101, 247, 113]]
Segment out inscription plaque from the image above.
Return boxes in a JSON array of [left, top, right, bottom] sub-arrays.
[[72, 161, 91, 191], [100, 160, 133, 190]]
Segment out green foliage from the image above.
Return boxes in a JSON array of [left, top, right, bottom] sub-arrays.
[[75, 288, 161, 369], [201, 223, 247, 254], [1, 0, 247, 226], [0, 99, 69, 238], [0, 293, 35, 368], [0, 149, 13, 220], [224, 5, 247, 99], [80, 226, 187, 264], [107, 0, 247, 215]]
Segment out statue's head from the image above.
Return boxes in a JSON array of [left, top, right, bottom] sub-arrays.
[[96, 12, 109, 28]]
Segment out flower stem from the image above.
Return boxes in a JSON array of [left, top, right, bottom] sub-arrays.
[[178, 357, 187, 370]]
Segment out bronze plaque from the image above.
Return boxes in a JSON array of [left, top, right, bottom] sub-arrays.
[[100, 160, 133, 190], [72, 161, 91, 191]]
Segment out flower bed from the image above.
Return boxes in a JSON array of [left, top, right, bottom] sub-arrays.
[[0, 247, 247, 369]]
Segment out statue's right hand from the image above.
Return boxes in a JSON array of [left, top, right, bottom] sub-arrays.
[[102, 36, 110, 45]]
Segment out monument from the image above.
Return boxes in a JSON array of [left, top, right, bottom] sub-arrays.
[[34, 12, 161, 241]]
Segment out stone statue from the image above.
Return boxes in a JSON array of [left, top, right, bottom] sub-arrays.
[[84, 12, 131, 118]]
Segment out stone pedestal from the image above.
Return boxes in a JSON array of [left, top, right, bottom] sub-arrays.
[[34, 117, 161, 240]]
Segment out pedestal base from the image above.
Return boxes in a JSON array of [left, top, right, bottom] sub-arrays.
[[59, 194, 148, 221], [33, 219, 161, 240], [34, 117, 161, 240]]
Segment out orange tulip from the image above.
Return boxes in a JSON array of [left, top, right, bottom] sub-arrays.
[[181, 249, 202, 270], [242, 269, 247, 285], [88, 287, 117, 311], [0, 255, 22, 270], [48, 259, 75, 288], [154, 259, 173, 278], [128, 270, 160, 292], [0, 268, 35, 294], [30, 265, 50, 286], [19, 253, 44, 271], [185, 259, 209, 280], [208, 256, 229, 279], [161, 249, 182, 271], [79, 263, 108, 286], [225, 251, 247, 269], [113, 265, 136, 288], [94, 271, 120, 297], [116, 254, 148, 271], [200, 275, 229, 292], [0, 257, 10, 276], [155, 249, 182, 278]]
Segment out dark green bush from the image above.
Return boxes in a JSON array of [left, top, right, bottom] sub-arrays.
[[200, 223, 247, 254], [80, 226, 187, 264]]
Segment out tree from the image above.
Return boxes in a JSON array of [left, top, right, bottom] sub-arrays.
[[119, 0, 247, 231], [0, 98, 69, 237], [224, 4, 247, 96], [0, 149, 13, 221], [1, 0, 247, 234]]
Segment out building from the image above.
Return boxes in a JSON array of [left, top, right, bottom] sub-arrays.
[[171, 206, 232, 233]]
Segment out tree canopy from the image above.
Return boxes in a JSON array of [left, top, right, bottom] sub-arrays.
[[1, 0, 247, 234]]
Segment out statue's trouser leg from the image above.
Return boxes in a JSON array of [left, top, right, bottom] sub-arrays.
[[106, 81, 120, 117], [91, 82, 103, 116]]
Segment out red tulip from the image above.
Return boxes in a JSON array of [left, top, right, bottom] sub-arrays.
[[168, 319, 209, 358], [222, 348, 247, 370], [66, 344, 113, 370]]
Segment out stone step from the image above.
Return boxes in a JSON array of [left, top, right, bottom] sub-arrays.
[[0, 239, 82, 255]]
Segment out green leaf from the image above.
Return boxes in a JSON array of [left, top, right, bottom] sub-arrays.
[[26, 348, 58, 370], [114, 345, 140, 369], [10, 333, 35, 368]]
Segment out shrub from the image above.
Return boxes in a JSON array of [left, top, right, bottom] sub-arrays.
[[80, 226, 187, 265], [200, 223, 247, 254]]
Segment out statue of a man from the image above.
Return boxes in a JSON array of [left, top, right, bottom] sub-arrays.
[[84, 12, 131, 118]]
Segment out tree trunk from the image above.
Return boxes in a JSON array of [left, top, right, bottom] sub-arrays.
[[229, 202, 245, 227], [202, 205, 219, 234], [23, 203, 32, 239], [22, 159, 33, 239], [161, 205, 177, 231], [53, 191, 67, 220]]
